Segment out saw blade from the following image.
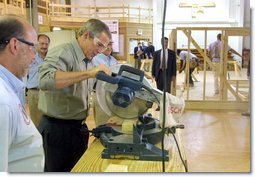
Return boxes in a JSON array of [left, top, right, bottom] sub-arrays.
[[96, 80, 149, 119], [96, 64, 162, 119], [96, 64, 148, 119]]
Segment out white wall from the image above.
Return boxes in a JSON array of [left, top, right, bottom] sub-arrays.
[[165, 0, 230, 22], [43, 30, 76, 50], [153, 0, 248, 56]]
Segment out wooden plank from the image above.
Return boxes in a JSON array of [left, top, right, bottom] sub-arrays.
[[226, 28, 250, 36], [227, 61, 241, 76], [186, 30, 191, 99], [229, 85, 248, 101], [228, 80, 249, 85], [221, 32, 228, 100], [182, 29, 215, 70], [177, 27, 250, 32], [181, 29, 242, 101], [203, 30, 208, 100], [179, 2, 216, 7], [104, 164, 128, 172], [185, 100, 249, 110]]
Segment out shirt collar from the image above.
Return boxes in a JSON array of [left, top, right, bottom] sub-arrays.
[[0, 64, 25, 103], [35, 52, 44, 62], [37, 52, 43, 59], [71, 39, 86, 62], [97, 53, 110, 59]]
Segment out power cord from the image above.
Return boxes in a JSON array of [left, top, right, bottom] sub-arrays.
[[168, 126, 188, 172], [161, 0, 167, 172]]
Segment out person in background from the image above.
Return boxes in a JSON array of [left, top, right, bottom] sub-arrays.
[[141, 41, 147, 59], [26, 34, 50, 127], [152, 37, 176, 111], [0, 14, 44, 172], [147, 41, 155, 59], [92, 40, 118, 67], [178, 49, 199, 87], [37, 18, 111, 172], [208, 33, 243, 95], [134, 42, 144, 69], [144, 41, 155, 72]]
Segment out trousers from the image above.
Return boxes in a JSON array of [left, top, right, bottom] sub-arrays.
[[38, 115, 89, 172]]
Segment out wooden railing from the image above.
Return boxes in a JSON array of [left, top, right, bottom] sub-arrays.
[[47, 3, 153, 24], [1, 1, 152, 26], [228, 80, 249, 101], [0, 0, 26, 16]]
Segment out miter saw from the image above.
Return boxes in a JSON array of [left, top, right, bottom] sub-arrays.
[[92, 64, 183, 161]]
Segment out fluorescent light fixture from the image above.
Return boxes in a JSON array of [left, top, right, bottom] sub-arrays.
[[53, 27, 61, 31]]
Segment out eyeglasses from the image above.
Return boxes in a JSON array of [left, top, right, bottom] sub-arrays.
[[16, 38, 37, 54], [93, 36, 109, 53]]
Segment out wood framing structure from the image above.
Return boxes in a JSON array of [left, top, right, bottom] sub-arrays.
[[32, 0, 153, 31], [35, 1, 153, 63], [0, 0, 26, 16], [171, 27, 250, 110], [1, 0, 153, 64], [121, 22, 152, 63]]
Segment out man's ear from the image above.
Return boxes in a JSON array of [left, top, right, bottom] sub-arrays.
[[8, 38, 19, 55], [82, 31, 90, 40]]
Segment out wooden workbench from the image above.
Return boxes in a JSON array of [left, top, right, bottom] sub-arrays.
[[71, 129, 187, 172]]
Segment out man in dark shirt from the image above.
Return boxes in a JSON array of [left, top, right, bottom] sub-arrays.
[[152, 37, 176, 111], [134, 42, 144, 69], [147, 41, 155, 59]]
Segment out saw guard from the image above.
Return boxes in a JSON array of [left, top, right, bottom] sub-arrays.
[[95, 64, 151, 120]]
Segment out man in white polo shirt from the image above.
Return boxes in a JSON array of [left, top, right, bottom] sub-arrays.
[[208, 33, 243, 95], [0, 15, 44, 172], [178, 50, 199, 87]]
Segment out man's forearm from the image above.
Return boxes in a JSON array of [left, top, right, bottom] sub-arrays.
[[55, 70, 92, 89]]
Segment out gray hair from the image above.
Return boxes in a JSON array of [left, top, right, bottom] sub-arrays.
[[77, 19, 111, 39], [0, 15, 26, 52]]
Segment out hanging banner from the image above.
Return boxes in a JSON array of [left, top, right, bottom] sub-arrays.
[[103, 20, 119, 53]]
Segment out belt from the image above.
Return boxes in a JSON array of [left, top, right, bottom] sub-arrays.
[[43, 114, 85, 125], [28, 87, 39, 90]]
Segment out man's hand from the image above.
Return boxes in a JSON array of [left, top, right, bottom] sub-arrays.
[[92, 64, 111, 77], [151, 77, 155, 83]]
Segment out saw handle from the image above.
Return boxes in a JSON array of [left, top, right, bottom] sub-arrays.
[[96, 71, 119, 84], [118, 65, 144, 82]]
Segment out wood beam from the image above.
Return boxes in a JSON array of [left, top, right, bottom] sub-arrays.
[[182, 29, 242, 101]]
